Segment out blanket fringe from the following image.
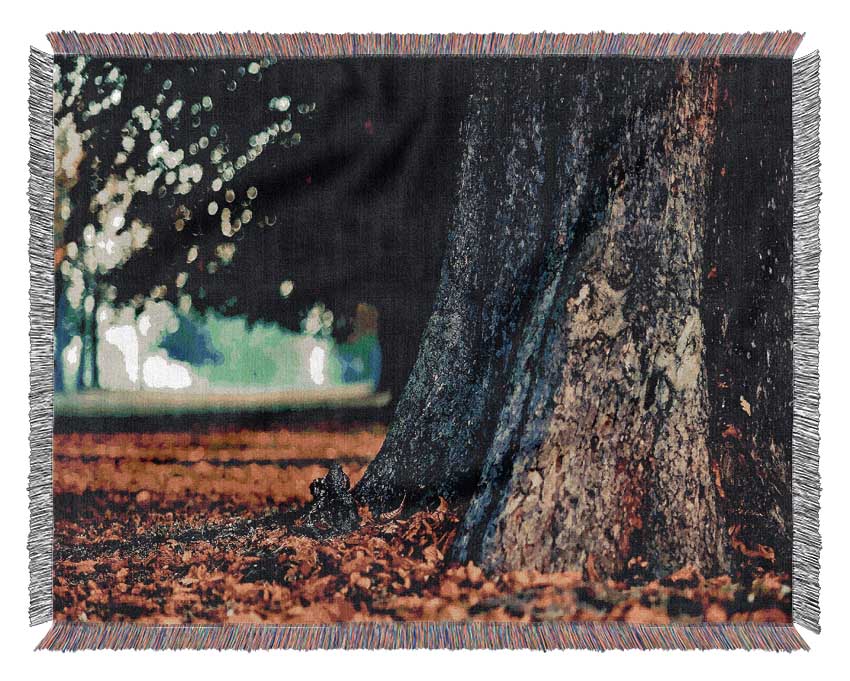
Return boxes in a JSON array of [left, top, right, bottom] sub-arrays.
[[791, 51, 821, 633], [37, 622, 809, 652], [32, 33, 817, 646], [46, 32, 804, 58], [28, 47, 54, 627]]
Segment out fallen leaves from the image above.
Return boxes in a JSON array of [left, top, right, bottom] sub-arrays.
[[54, 424, 385, 508], [52, 424, 791, 625], [53, 491, 792, 625]]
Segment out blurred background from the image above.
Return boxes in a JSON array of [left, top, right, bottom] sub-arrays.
[[50, 55, 472, 421], [50, 55, 470, 507]]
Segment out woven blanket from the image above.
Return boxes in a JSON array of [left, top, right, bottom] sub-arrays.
[[29, 31, 820, 651]]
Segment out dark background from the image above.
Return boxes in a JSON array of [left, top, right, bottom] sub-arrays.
[[58, 56, 478, 400]]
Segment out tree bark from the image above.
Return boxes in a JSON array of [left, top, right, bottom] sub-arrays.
[[353, 58, 787, 579], [354, 60, 557, 512], [454, 61, 727, 577], [701, 61, 794, 574]]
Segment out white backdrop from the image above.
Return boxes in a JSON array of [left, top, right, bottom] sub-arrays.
[[2, 1, 847, 676]]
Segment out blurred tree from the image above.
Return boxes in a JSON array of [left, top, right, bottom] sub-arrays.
[[53, 55, 311, 389]]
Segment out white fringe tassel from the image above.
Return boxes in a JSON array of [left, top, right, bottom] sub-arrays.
[[791, 51, 821, 633], [29, 47, 54, 626]]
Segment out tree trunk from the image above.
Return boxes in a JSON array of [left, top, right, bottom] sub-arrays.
[[453, 61, 727, 578], [354, 60, 557, 513], [700, 61, 795, 574], [353, 58, 786, 579]]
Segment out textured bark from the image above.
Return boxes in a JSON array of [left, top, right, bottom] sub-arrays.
[[454, 62, 727, 577], [354, 61, 556, 511], [701, 60, 794, 573], [354, 58, 784, 579]]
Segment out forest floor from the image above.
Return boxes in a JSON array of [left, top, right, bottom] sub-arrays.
[[53, 425, 792, 624]]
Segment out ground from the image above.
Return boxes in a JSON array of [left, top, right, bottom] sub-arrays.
[[53, 424, 792, 624]]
